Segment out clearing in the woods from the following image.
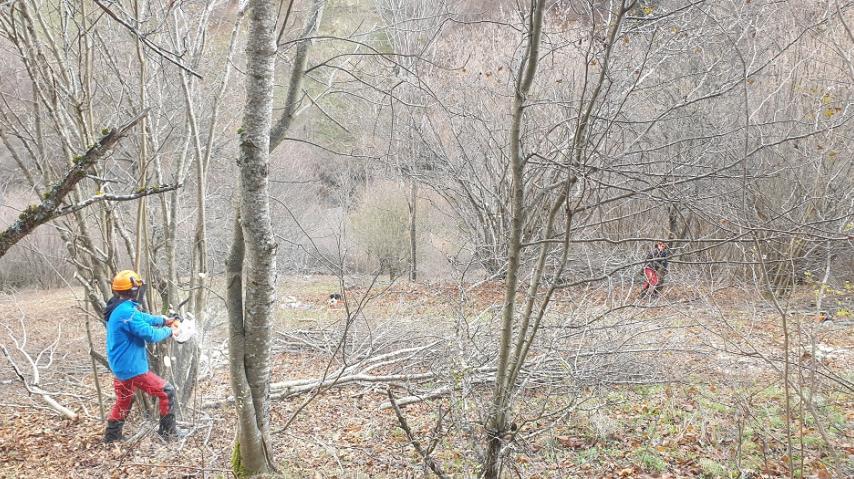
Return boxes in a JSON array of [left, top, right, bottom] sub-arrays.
[[1, 276, 852, 478]]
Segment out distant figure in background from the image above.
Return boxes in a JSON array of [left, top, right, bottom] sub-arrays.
[[327, 293, 343, 305], [640, 241, 671, 298]]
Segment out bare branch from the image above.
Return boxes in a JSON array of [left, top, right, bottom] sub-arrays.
[[91, 0, 203, 79], [0, 110, 150, 258], [386, 388, 448, 479]]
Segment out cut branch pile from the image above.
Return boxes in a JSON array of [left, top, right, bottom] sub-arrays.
[[203, 310, 688, 412]]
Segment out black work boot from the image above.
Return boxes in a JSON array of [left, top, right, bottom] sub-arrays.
[[158, 413, 188, 439], [103, 420, 124, 443]]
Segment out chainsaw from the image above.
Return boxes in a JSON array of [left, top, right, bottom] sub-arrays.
[[166, 297, 197, 344]]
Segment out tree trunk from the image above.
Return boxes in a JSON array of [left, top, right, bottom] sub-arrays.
[[484, 1, 545, 477], [269, 0, 325, 151], [407, 178, 418, 282], [227, 214, 274, 475], [227, 0, 279, 474]]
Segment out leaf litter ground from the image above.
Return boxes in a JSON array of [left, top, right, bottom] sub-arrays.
[[1, 277, 852, 478]]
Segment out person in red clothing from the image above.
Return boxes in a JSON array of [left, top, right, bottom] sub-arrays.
[[640, 241, 671, 298], [103, 270, 185, 443]]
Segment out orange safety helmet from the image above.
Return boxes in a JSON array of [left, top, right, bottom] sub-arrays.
[[111, 270, 144, 292]]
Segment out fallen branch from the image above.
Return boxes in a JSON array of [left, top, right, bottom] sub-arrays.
[[126, 463, 234, 475], [204, 370, 442, 409], [1, 322, 78, 420], [378, 376, 495, 410], [387, 388, 448, 479], [204, 364, 495, 409], [269, 340, 442, 388], [271, 371, 438, 396]]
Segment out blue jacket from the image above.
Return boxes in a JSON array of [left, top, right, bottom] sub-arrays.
[[105, 298, 172, 381]]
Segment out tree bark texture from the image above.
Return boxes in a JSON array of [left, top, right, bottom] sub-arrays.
[[227, 0, 279, 474], [227, 214, 274, 475]]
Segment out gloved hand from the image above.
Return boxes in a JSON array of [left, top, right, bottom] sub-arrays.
[[169, 321, 180, 337], [165, 304, 185, 324]]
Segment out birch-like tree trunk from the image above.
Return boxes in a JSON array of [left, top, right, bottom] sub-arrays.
[[226, 1, 325, 473], [227, 0, 278, 474]]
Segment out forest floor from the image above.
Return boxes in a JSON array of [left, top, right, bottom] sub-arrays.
[[0, 276, 852, 478]]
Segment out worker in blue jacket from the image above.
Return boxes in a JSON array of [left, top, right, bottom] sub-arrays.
[[103, 270, 185, 443]]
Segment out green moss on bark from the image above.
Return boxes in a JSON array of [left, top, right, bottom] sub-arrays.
[[231, 440, 250, 479]]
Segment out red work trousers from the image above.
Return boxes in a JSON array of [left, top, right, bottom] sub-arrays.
[[642, 266, 661, 291], [108, 371, 171, 421]]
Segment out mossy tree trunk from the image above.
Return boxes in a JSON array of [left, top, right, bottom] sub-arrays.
[[227, 0, 278, 473]]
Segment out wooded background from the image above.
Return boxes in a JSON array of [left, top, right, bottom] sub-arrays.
[[0, 0, 852, 478]]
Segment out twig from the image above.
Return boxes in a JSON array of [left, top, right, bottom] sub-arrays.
[[91, 0, 203, 79], [90, 349, 110, 368], [0, 344, 29, 390], [386, 388, 448, 479], [50, 184, 181, 219]]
